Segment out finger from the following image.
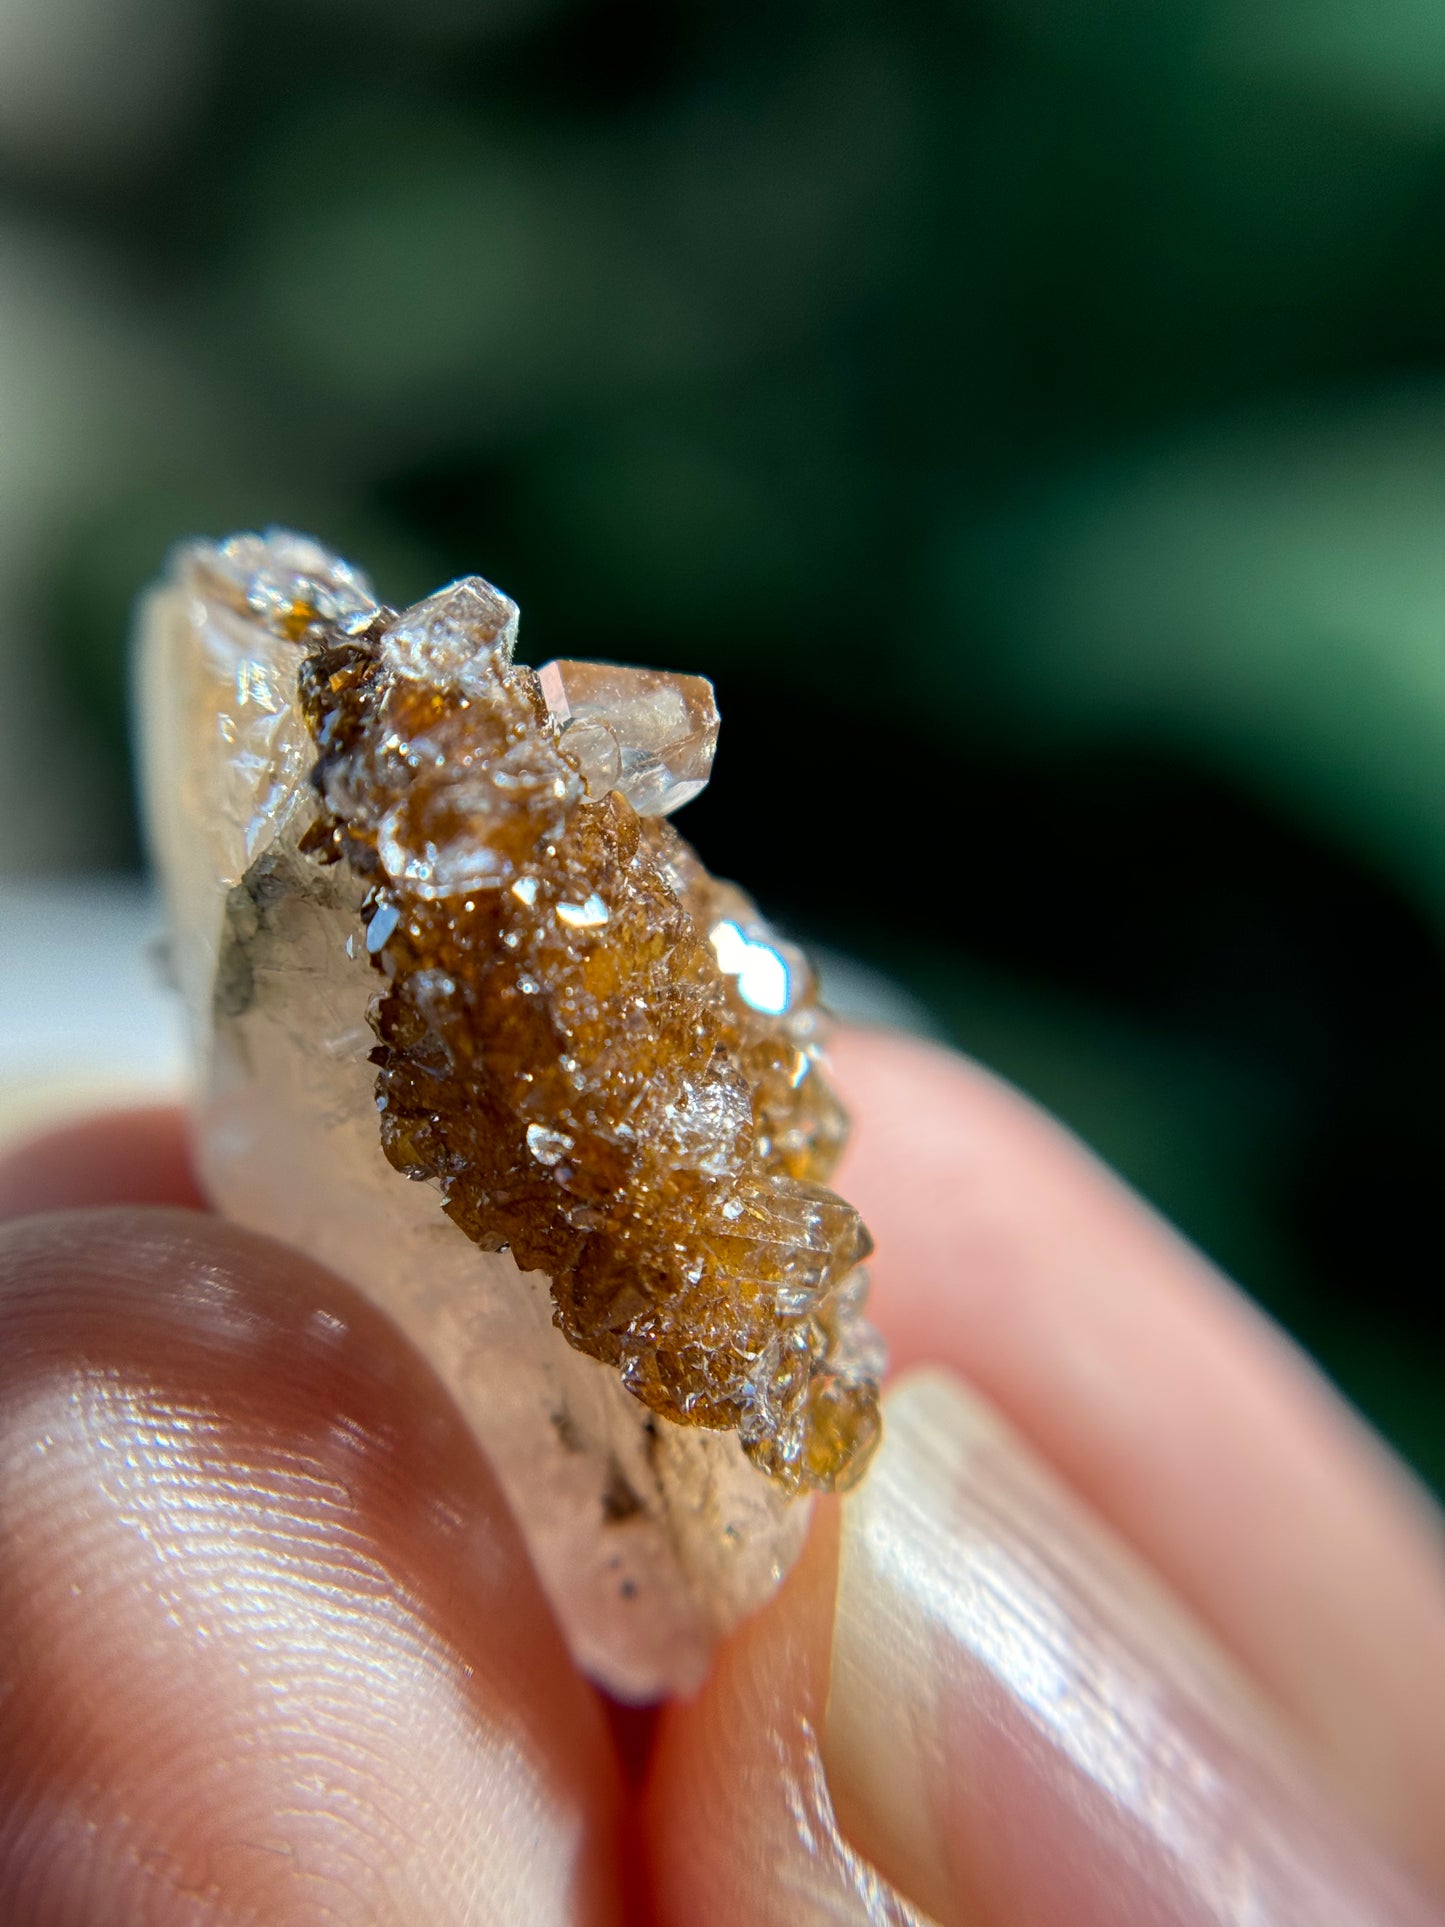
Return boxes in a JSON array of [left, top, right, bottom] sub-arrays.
[[647, 1373, 1444, 1927], [831, 1027, 1445, 1882], [0, 1106, 205, 1219], [0, 1208, 621, 1926]]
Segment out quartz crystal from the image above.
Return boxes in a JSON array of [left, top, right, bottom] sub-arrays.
[[137, 528, 883, 1698], [537, 658, 719, 815]]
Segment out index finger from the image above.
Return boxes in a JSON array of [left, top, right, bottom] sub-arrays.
[[834, 1026, 1445, 1882]]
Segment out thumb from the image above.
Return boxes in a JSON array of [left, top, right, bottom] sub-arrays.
[[0, 1207, 622, 1925]]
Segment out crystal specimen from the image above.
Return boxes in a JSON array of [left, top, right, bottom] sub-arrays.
[[137, 528, 882, 1698], [537, 658, 719, 815]]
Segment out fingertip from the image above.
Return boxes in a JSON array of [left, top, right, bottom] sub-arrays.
[[0, 1106, 206, 1219], [644, 1504, 850, 1927], [824, 1370, 1442, 1927], [829, 1027, 1445, 1889], [0, 1208, 621, 1924]]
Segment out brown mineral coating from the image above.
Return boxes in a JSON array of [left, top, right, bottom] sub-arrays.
[[292, 606, 881, 1495]]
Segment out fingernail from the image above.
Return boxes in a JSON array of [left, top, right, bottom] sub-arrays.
[[823, 1370, 1443, 1927]]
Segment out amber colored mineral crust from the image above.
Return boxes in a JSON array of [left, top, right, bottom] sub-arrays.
[[265, 571, 881, 1495]]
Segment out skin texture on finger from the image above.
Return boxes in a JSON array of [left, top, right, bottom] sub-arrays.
[[6, 1040, 1441, 1899], [648, 1373, 1444, 1927], [0, 1209, 621, 1927], [0, 1107, 205, 1219], [830, 1028, 1445, 1888], [645, 1503, 926, 1927], [829, 1374, 1444, 1927]]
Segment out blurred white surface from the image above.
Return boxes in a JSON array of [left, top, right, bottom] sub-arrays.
[[0, 875, 184, 1145]]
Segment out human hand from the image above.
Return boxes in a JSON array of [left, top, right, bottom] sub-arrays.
[[0, 1029, 1440, 1924]]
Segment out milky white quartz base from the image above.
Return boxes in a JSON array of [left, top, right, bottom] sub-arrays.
[[136, 544, 808, 1700]]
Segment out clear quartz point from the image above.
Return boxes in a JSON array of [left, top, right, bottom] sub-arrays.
[[537, 658, 720, 816], [382, 575, 519, 688], [135, 530, 811, 1700]]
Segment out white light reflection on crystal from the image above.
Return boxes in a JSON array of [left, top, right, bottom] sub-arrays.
[[366, 901, 401, 953], [709, 920, 791, 1015], [557, 893, 609, 929], [526, 1123, 573, 1166]]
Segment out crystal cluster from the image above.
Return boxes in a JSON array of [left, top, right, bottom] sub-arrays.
[[137, 529, 882, 1694]]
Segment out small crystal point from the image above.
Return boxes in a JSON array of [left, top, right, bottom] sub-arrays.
[[197, 527, 378, 638], [383, 575, 519, 687], [538, 659, 719, 816]]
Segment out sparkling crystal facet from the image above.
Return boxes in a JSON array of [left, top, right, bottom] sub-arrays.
[[381, 575, 519, 688], [538, 658, 720, 816], [198, 527, 378, 638]]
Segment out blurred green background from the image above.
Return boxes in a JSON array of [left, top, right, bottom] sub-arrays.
[[1, 0, 1440, 1486]]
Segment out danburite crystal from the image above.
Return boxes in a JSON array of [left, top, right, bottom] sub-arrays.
[[537, 658, 720, 815], [136, 528, 882, 1698]]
